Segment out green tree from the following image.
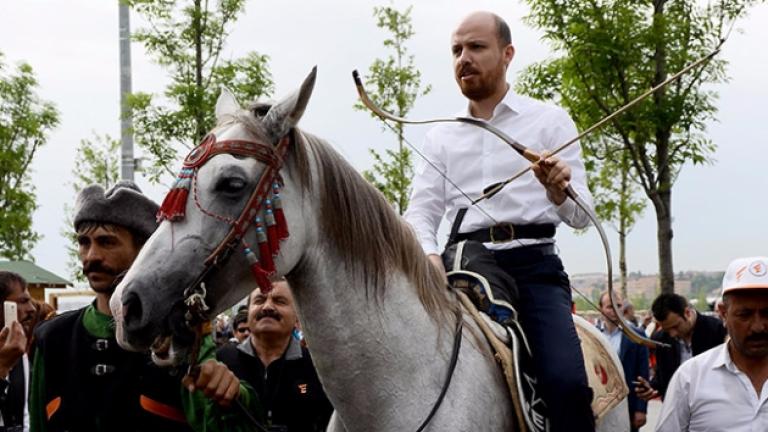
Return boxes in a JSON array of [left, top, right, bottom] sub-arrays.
[[126, 0, 273, 182], [585, 149, 646, 297], [355, 4, 430, 215], [62, 134, 121, 281], [0, 53, 59, 260], [517, 0, 760, 294]]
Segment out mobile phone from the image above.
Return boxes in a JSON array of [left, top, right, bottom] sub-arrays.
[[632, 380, 652, 391], [4, 301, 17, 329]]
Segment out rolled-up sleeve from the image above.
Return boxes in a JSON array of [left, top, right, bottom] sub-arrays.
[[550, 109, 594, 229], [404, 132, 446, 255]]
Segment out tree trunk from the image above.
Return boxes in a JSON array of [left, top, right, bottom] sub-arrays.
[[652, 0, 675, 294], [619, 151, 630, 298], [651, 189, 675, 293], [619, 227, 628, 299]]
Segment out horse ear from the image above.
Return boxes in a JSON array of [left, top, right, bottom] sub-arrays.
[[264, 66, 317, 140], [215, 87, 241, 123]]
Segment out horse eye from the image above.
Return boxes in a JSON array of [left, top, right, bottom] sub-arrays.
[[217, 177, 247, 195], [252, 105, 271, 117]]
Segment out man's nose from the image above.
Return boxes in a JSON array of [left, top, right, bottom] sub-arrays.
[[83, 244, 104, 262], [750, 316, 768, 333], [21, 303, 35, 319]]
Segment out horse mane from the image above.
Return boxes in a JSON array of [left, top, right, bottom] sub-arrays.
[[293, 130, 458, 324], [230, 107, 457, 323]]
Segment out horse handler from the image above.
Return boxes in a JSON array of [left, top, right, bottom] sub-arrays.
[[29, 181, 262, 432], [404, 11, 595, 431]]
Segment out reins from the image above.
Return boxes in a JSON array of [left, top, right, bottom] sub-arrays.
[[160, 125, 465, 431], [415, 308, 464, 432]]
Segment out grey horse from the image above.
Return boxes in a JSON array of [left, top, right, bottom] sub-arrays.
[[111, 68, 629, 431]]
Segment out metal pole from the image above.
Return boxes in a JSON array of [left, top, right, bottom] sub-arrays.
[[119, 2, 135, 181]]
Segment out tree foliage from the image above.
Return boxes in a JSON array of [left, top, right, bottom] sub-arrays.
[[126, 0, 273, 182], [62, 134, 121, 281], [0, 53, 59, 260], [517, 0, 760, 293], [355, 4, 430, 215]]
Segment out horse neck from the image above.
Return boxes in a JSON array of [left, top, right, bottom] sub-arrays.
[[289, 248, 456, 429]]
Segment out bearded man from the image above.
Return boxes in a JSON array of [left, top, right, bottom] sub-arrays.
[[403, 11, 595, 431]]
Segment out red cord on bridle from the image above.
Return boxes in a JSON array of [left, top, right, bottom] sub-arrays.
[[157, 133, 291, 293]]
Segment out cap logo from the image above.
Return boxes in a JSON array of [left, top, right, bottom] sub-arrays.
[[736, 265, 747, 281], [749, 261, 767, 277]]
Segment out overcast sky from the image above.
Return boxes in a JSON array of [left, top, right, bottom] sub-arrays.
[[1, 0, 767, 282]]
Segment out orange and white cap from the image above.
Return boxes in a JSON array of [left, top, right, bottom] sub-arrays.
[[722, 256, 768, 295]]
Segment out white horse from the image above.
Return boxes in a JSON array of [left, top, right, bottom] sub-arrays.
[[110, 68, 629, 431]]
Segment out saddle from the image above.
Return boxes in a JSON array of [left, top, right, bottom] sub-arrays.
[[444, 239, 628, 431]]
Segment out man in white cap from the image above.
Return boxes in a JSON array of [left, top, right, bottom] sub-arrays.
[[655, 256, 768, 431]]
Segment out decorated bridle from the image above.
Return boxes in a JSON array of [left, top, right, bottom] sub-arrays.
[[157, 130, 293, 330]]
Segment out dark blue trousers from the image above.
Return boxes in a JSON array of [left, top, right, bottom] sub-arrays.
[[494, 245, 595, 432]]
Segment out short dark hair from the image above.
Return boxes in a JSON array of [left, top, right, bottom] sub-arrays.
[[493, 13, 511, 46], [76, 221, 149, 249], [233, 311, 248, 328], [0, 271, 26, 302], [652, 293, 689, 321]]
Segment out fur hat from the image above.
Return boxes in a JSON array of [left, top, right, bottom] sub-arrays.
[[74, 180, 159, 239]]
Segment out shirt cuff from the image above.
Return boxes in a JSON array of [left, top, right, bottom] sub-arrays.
[[422, 243, 440, 257], [554, 194, 578, 222]]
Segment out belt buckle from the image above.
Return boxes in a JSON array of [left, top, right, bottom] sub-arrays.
[[490, 224, 514, 244], [93, 364, 111, 376]]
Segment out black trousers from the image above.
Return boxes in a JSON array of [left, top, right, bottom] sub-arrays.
[[494, 244, 595, 432]]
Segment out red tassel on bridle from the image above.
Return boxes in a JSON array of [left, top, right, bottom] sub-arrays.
[[244, 247, 272, 292], [157, 168, 194, 221]]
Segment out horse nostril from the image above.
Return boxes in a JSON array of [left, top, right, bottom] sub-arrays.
[[122, 291, 144, 332]]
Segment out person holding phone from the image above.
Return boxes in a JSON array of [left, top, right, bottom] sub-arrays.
[[0, 271, 37, 431], [636, 293, 727, 402]]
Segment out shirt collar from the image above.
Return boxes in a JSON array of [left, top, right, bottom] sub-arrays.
[[460, 85, 525, 119], [238, 335, 304, 361], [713, 342, 736, 372]]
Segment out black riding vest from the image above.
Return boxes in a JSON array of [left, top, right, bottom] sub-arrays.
[[34, 308, 192, 432]]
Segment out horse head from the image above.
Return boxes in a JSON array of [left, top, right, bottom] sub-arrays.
[[110, 68, 318, 365]]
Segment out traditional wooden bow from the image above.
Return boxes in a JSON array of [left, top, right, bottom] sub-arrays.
[[352, 64, 699, 347]]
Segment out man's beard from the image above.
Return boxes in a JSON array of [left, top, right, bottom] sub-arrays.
[[457, 63, 506, 102]]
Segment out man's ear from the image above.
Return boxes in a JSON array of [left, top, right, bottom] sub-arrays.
[[717, 300, 727, 323], [504, 44, 515, 68]]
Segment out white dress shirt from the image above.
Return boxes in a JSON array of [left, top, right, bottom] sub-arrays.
[[404, 88, 594, 255], [655, 343, 768, 432]]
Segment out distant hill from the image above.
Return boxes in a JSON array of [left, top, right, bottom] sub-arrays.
[[571, 270, 724, 311]]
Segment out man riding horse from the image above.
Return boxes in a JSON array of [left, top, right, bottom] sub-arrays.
[[404, 11, 595, 431]]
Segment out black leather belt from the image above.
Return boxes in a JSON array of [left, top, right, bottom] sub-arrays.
[[455, 223, 555, 244]]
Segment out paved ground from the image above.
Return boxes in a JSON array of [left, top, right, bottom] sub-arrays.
[[639, 399, 662, 431]]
